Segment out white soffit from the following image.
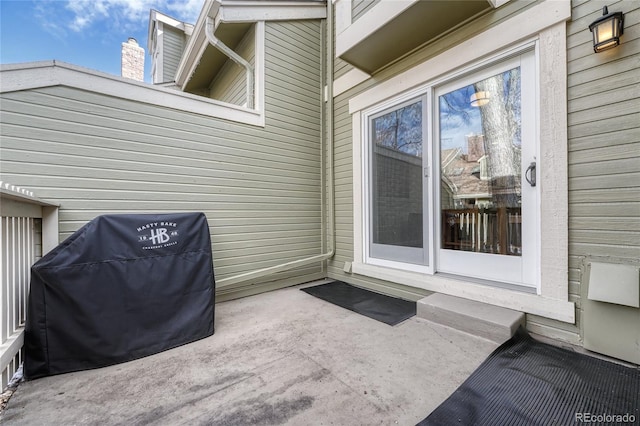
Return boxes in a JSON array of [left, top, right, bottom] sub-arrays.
[[336, 0, 491, 74], [214, 1, 327, 27], [175, 0, 326, 89], [348, 0, 572, 113]]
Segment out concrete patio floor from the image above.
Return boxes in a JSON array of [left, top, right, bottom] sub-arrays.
[[2, 280, 499, 425]]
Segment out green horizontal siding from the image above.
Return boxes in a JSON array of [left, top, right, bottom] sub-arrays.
[[0, 21, 325, 299], [564, 0, 640, 341], [163, 26, 185, 82]]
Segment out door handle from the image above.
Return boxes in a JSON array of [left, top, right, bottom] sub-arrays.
[[525, 161, 536, 187]]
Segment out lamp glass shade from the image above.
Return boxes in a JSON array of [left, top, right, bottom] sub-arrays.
[[470, 91, 490, 107], [589, 8, 623, 53]]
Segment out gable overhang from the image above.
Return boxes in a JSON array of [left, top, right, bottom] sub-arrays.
[[336, 0, 494, 74], [175, 0, 327, 93], [183, 21, 253, 93], [147, 9, 194, 53]]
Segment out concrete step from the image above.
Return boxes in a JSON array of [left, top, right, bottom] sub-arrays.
[[416, 293, 525, 343]]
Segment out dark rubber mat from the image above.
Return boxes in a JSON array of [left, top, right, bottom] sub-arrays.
[[418, 327, 640, 426], [301, 281, 416, 326]]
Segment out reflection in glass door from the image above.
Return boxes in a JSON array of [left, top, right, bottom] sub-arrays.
[[369, 97, 427, 266], [437, 53, 537, 287]]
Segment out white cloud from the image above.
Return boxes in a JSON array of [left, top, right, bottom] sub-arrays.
[[33, 2, 69, 40], [165, 0, 204, 22], [55, 0, 203, 33]]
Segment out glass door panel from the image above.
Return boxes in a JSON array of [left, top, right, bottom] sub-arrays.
[[437, 54, 537, 287], [369, 98, 427, 265]]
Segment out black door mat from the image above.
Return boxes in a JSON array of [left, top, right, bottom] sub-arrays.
[[301, 281, 416, 326], [418, 327, 640, 426]]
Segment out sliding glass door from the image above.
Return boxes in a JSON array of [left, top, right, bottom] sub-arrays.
[[362, 50, 538, 288], [436, 52, 537, 287]]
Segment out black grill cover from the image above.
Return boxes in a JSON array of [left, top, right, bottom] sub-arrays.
[[24, 213, 215, 380]]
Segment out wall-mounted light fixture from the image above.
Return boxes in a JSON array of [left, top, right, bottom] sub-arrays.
[[589, 6, 624, 53], [470, 91, 490, 107]]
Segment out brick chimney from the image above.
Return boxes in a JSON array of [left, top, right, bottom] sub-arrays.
[[466, 134, 485, 162], [121, 37, 145, 81]]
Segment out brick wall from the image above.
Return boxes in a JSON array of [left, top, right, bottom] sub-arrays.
[[121, 38, 145, 81]]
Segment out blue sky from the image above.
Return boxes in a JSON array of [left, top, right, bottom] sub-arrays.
[[0, 0, 203, 82], [439, 85, 484, 153]]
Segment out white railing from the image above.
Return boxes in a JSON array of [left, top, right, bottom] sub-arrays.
[[0, 182, 58, 389]]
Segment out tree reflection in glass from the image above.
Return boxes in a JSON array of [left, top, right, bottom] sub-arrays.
[[440, 68, 523, 256], [371, 100, 423, 249]]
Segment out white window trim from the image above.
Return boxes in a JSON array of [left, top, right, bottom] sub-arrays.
[[350, 0, 573, 323], [363, 93, 433, 274]]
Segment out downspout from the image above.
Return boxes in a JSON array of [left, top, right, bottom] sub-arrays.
[[205, 17, 254, 109], [325, 0, 336, 267], [217, 4, 335, 288]]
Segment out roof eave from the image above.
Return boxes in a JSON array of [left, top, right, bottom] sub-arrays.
[[174, 0, 327, 91]]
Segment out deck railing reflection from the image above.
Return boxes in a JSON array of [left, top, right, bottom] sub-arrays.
[[442, 207, 521, 256]]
